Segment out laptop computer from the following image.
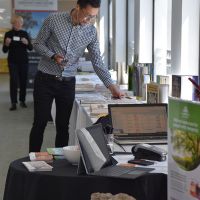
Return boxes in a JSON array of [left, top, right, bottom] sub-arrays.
[[76, 124, 154, 179], [108, 104, 168, 145]]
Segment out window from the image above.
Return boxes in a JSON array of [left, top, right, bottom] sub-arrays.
[[154, 0, 172, 80]]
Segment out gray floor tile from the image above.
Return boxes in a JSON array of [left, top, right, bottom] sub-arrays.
[[0, 74, 55, 200]]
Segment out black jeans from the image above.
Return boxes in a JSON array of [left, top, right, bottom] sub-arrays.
[[8, 61, 28, 104], [29, 71, 75, 152]]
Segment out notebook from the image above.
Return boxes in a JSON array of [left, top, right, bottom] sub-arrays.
[[76, 124, 154, 179], [108, 104, 168, 145]]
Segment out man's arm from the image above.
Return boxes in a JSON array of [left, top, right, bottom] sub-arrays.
[[87, 29, 124, 98], [33, 14, 55, 59], [2, 32, 10, 53], [108, 84, 124, 98]]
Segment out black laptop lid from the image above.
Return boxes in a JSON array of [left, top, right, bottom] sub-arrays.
[[108, 104, 167, 136], [76, 124, 111, 174]]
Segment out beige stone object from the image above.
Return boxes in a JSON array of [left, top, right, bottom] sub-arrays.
[[91, 192, 136, 200]]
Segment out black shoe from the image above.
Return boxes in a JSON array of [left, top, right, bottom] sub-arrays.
[[9, 104, 17, 111], [20, 102, 27, 108]]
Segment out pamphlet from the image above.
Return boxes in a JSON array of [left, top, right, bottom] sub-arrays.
[[29, 152, 53, 162], [168, 97, 200, 200], [47, 147, 64, 156], [22, 161, 53, 172], [132, 65, 143, 97]]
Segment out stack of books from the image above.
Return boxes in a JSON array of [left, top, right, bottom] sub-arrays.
[[22, 148, 66, 172], [90, 104, 108, 117]]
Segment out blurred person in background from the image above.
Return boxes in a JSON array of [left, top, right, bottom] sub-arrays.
[[2, 15, 33, 111]]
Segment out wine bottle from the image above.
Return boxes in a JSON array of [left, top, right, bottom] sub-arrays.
[[128, 65, 133, 91]]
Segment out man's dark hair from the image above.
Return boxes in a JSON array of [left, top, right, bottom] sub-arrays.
[[77, 0, 101, 8]]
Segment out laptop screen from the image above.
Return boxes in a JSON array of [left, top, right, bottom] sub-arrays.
[[76, 124, 111, 174], [108, 104, 167, 136]]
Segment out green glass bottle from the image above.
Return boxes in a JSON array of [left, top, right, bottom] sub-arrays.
[[128, 65, 133, 91]]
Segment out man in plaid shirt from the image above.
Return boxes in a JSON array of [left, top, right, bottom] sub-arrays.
[[29, 0, 124, 152]]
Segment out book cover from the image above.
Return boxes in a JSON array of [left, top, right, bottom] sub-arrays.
[[168, 97, 200, 200], [132, 65, 138, 96], [146, 82, 159, 103], [132, 66, 144, 97], [172, 75, 181, 98], [22, 161, 53, 172]]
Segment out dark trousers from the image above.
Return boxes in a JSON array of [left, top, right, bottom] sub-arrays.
[[8, 61, 28, 104], [29, 71, 75, 152]]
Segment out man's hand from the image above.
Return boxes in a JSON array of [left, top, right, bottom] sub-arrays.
[[5, 38, 11, 46], [53, 54, 64, 64], [52, 54, 68, 69], [108, 84, 125, 99]]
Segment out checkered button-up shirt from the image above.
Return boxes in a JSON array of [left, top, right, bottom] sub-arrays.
[[33, 12, 113, 87]]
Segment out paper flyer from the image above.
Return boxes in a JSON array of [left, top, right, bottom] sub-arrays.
[[168, 97, 200, 200]]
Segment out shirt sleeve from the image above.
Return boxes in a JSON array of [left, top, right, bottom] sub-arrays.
[[2, 32, 9, 53], [87, 29, 113, 88], [33, 14, 55, 58]]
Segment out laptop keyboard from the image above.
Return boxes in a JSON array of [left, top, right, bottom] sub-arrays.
[[115, 135, 167, 140], [93, 165, 131, 176], [92, 165, 154, 179], [114, 138, 167, 145]]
